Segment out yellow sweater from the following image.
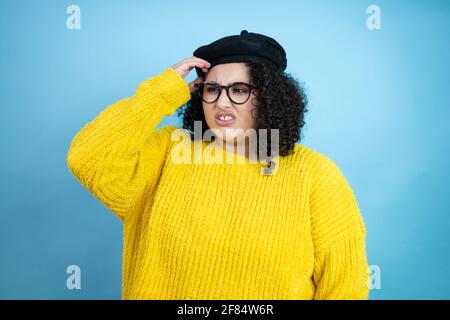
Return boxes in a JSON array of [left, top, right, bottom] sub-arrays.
[[66, 67, 370, 300]]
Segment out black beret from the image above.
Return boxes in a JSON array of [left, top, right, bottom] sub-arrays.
[[193, 30, 287, 78]]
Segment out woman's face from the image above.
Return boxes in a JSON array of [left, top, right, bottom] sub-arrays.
[[202, 62, 258, 144]]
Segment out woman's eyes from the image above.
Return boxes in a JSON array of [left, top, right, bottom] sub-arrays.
[[205, 85, 248, 93], [206, 87, 218, 93], [232, 88, 248, 93]]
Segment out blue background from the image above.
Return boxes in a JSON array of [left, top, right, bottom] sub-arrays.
[[1, 0, 449, 299]]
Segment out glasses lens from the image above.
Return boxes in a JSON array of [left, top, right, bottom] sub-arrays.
[[198, 82, 252, 104], [229, 83, 251, 104], [200, 83, 220, 103]]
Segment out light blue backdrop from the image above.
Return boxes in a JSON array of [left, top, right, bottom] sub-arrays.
[[1, 0, 449, 299]]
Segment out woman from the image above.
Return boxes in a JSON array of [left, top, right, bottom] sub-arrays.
[[67, 30, 369, 300]]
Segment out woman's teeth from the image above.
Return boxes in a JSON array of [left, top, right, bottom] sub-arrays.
[[218, 116, 234, 120]]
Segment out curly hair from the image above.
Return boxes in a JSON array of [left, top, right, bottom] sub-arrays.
[[176, 60, 308, 159]]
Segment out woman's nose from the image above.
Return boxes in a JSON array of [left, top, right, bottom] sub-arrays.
[[215, 88, 233, 108]]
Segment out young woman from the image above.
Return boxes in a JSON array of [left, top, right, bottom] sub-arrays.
[[67, 30, 369, 300]]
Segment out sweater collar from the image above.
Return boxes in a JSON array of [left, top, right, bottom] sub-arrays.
[[201, 140, 280, 175]]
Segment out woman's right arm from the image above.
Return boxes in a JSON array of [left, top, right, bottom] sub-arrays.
[[66, 58, 210, 222]]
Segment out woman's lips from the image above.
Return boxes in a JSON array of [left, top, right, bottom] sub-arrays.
[[215, 117, 236, 126]]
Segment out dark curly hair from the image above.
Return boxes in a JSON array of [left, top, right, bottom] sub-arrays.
[[176, 60, 308, 159]]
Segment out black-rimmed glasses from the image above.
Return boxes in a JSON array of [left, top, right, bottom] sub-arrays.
[[196, 81, 255, 104]]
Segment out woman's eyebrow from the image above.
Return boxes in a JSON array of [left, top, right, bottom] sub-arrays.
[[207, 80, 247, 85]]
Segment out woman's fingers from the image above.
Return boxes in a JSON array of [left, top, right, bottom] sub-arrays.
[[171, 57, 211, 79], [186, 60, 210, 73], [186, 56, 211, 67]]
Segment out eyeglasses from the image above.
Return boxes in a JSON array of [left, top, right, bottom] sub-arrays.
[[196, 81, 255, 105]]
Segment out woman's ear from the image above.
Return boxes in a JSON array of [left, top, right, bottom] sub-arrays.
[[250, 89, 259, 106], [250, 96, 259, 108]]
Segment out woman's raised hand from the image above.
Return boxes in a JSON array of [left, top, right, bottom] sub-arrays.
[[171, 56, 211, 93]]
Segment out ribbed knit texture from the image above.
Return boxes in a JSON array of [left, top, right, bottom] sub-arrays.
[[67, 67, 370, 300]]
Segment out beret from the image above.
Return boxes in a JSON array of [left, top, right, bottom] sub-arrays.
[[193, 30, 287, 78]]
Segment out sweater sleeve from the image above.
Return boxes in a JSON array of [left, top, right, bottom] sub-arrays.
[[309, 155, 370, 300], [66, 67, 191, 222]]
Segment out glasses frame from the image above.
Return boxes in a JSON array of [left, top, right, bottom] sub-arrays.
[[196, 81, 255, 105]]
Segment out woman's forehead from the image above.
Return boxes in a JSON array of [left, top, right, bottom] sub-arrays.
[[205, 63, 249, 84]]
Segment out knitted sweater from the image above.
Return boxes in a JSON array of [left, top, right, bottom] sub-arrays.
[[66, 67, 369, 300]]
